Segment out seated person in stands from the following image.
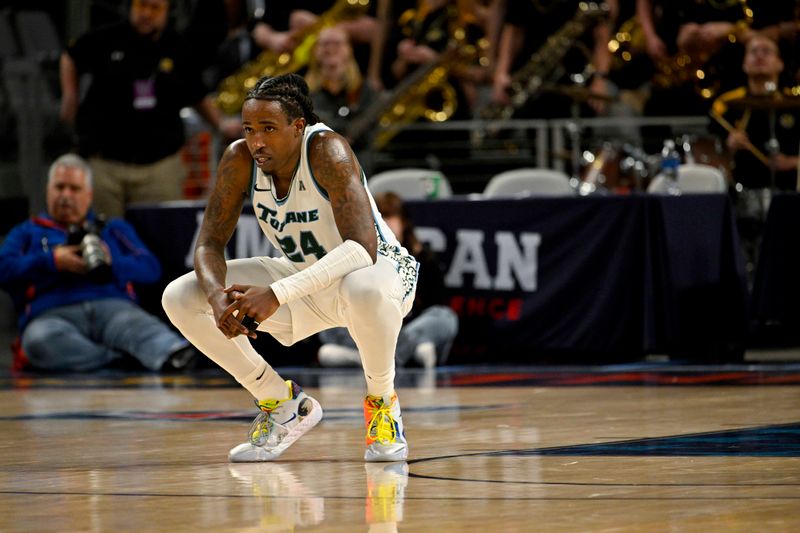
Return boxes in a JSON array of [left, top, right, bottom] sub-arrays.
[[318, 191, 458, 368], [305, 26, 377, 149], [711, 33, 799, 192], [0, 154, 196, 372]]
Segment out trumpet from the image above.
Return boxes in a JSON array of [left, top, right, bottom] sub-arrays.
[[215, 0, 370, 115]]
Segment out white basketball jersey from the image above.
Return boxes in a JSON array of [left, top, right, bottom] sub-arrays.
[[250, 122, 418, 298]]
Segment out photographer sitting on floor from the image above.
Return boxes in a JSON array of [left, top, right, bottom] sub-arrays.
[[0, 154, 196, 372]]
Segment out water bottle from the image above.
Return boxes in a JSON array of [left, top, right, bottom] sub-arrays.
[[660, 139, 682, 196]]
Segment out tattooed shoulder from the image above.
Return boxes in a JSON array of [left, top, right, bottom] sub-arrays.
[[217, 140, 252, 194], [308, 131, 360, 194]]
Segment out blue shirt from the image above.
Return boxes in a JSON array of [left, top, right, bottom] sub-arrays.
[[0, 213, 162, 330]]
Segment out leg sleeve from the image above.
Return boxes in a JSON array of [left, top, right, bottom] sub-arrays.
[[161, 257, 295, 400], [339, 256, 407, 397]]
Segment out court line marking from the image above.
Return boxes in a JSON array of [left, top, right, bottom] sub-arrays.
[[404, 421, 800, 484], [404, 472, 800, 487], [0, 490, 798, 501], [0, 403, 511, 422]]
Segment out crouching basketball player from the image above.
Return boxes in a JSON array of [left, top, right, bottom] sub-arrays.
[[162, 74, 417, 462]]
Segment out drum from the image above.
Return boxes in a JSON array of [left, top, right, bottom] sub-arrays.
[[579, 141, 653, 194]]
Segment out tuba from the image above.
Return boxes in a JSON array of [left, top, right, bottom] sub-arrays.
[[215, 0, 370, 115]]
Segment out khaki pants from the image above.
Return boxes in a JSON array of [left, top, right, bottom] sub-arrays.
[[89, 153, 187, 218]]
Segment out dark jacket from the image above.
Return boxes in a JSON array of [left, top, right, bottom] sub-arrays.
[[67, 22, 208, 163]]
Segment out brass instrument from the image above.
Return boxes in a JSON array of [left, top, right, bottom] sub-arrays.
[[479, 2, 609, 125], [607, 16, 642, 66], [610, 0, 753, 99], [215, 0, 370, 115], [346, 9, 488, 150]]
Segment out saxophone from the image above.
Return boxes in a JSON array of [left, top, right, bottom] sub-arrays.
[[610, 0, 753, 99], [215, 0, 370, 115], [346, 11, 488, 150], [348, 36, 486, 150], [480, 2, 608, 124]]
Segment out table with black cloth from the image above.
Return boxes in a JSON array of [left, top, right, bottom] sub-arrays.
[[126, 193, 748, 365], [750, 192, 800, 345]]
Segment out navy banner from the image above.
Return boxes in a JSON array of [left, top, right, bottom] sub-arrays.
[[127, 194, 748, 363], [751, 193, 800, 344]]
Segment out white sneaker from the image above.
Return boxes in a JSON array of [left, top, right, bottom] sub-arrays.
[[413, 342, 437, 369], [318, 344, 361, 367], [364, 392, 408, 462], [229, 380, 323, 462]]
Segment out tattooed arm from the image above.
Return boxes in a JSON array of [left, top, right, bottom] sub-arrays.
[[195, 140, 252, 338], [308, 131, 377, 261]]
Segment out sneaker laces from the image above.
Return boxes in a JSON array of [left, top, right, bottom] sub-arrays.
[[249, 379, 297, 446], [365, 396, 397, 445], [249, 397, 284, 446]]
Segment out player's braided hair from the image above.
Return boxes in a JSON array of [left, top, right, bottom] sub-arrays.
[[245, 74, 320, 125]]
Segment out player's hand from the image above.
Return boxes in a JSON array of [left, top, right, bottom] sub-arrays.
[[208, 288, 252, 339], [221, 284, 280, 339]]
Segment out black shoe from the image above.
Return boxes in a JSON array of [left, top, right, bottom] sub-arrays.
[[163, 345, 199, 372]]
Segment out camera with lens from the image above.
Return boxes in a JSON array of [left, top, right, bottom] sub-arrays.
[[67, 217, 112, 283]]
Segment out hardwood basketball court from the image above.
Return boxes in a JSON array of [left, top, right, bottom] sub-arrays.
[[1, 366, 799, 531]]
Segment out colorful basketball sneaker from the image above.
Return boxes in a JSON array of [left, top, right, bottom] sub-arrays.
[[229, 380, 323, 462], [363, 392, 408, 462]]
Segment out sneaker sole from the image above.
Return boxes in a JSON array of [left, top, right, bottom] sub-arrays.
[[364, 443, 409, 462], [229, 397, 323, 462]]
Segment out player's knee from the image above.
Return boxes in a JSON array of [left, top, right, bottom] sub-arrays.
[[340, 275, 386, 309], [161, 273, 199, 322]]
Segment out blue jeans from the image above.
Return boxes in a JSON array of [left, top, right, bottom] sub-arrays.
[[319, 305, 459, 366], [21, 299, 188, 372]]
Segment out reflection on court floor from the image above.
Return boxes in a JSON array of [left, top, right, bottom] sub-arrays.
[[1, 365, 799, 531]]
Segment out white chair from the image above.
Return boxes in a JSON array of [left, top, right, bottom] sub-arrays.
[[482, 168, 575, 198], [647, 164, 727, 194], [368, 168, 452, 200], [678, 163, 728, 193], [646, 174, 670, 194]]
